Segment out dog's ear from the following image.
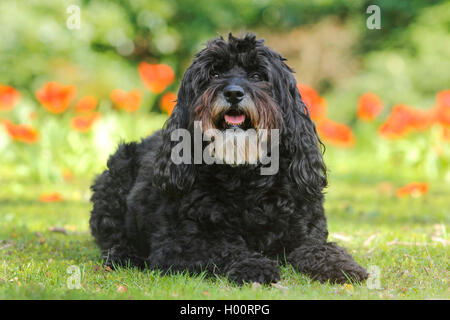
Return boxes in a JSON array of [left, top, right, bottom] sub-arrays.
[[153, 66, 197, 195], [271, 57, 327, 199], [286, 98, 327, 199]]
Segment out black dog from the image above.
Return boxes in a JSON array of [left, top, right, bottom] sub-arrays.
[[90, 33, 368, 285]]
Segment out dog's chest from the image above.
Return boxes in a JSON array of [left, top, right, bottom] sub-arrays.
[[186, 183, 299, 253]]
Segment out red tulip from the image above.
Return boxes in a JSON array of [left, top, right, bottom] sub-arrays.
[[138, 62, 175, 94], [75, 96, 97, 113], [70, 112, 100, 133], [434, 89, 450, 127], [110, 89, 141, 112], [396, 182, 428, 198], [316, 118, 355, 147], [39, 192, 63, 202], [0, 85, 20, 111], [357, 92, 383, 121], [35, 82, 77, 114], [379, 104, 434, 138], [406, 108, 434, 131], [378, 105, 409, 138], [160, 92, 177, 115], [436, 89, 450, 108], [3, 120, 39, 143], [297, 84, 327, 121]]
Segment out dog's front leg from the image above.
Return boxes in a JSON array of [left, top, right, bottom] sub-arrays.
[[222, 254, 281, 285], [287, 242, 368, 284], [148, 238, 280, 285]]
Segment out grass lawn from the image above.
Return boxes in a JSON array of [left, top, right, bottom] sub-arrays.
[[0, 164, 448, 300]]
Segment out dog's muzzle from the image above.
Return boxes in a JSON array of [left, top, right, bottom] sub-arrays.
[[212, 87, 258, 131]]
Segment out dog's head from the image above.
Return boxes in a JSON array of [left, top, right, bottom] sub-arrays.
[[154, 33, 327, 197], [192, 35, 281, 133]]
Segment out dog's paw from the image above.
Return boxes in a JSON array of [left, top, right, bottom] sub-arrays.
[[313, 246, 369, 284], [319, 261, 369, 284], [226, 257, 280, 285], [322, 244, 369, 284], [288, 242, 368, 284]]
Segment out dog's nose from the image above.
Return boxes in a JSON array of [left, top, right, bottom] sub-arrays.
[[223, 85, 245, 104]]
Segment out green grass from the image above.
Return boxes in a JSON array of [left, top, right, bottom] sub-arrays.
[[0, 167, 448, 300]]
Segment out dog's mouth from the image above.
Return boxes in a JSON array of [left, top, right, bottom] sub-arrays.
[[221, 109, 251, 130], [225, 111, 245, 126]]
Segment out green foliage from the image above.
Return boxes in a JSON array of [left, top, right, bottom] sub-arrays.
[[322, 3, 450, 180], [358, 0, 444, 53], [0, 109, 168, 182], [1, 1, 447, 103], [328, 2, 450, 117]]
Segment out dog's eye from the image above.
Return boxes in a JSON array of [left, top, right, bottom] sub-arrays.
[[211, 71, 220, 79], [249, 73, 262, 81]]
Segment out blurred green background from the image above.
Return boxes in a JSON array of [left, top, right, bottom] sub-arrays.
[[0, 0, 449, 185]]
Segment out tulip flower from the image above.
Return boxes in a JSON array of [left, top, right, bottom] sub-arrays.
[[76, 96, 97, 113], [3, 120, 39, 143], [36, 82, 77, 114], [160, 92, 177, 115], [396, 182, 428, 198], [316, 118, 355, 147], [297, 84, 327, 121], [70, 112, 100, 132], [39, 192, 63, 202], [138, 62, 175, 94], [357, 92, 383, 121], [0, 85, 20, 111], [110, 89, 142, 112]]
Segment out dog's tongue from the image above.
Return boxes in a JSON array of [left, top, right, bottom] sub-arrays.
[[225, 114, 245, 125]]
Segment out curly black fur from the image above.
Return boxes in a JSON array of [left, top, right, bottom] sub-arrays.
[[90, 33, 368, 285]]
